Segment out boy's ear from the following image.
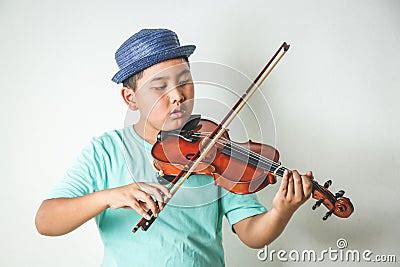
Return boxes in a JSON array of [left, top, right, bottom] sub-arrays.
[[121, 86, 138, 111]]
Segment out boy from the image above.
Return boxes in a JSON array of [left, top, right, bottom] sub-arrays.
[[35, 28, 313, 266]]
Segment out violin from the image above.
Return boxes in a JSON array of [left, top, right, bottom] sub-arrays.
[[132, 42, 354, 233]]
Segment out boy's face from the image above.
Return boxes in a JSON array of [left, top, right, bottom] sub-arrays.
[[127, 58, 194, 132]]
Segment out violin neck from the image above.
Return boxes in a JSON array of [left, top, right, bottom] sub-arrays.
[[221, 142, 289, 177], [270, 164, 289, 178]]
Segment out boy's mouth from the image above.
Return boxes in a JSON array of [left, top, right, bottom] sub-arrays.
[[169, 107, 186, 119]]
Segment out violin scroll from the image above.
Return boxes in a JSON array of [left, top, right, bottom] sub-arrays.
[[311, 180, 354, 220]]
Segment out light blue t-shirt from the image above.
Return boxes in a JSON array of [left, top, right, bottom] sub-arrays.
[[48, 125, 267, 267]]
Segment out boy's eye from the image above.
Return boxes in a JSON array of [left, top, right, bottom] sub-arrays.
[[178, 80, 192, 86], [152, 85, 167, 90]]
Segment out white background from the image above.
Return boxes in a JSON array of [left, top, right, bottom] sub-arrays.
[[1, 0, 399, 266]]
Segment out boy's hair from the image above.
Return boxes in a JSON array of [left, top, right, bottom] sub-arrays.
[[122, 57, 189, 91]]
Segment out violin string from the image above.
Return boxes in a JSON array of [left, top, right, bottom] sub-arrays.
[[189, 132, 287, 174], [194, 132, 281, 166], [225, 142, 284, 171], [190, 132, 284, 171]]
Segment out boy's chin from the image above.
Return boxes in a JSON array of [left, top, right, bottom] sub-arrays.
[[161, 115, 191, 131]]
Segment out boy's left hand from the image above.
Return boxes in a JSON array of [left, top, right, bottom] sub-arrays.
[[271, 169, 313, 220]]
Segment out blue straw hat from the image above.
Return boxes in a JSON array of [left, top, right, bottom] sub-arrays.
[[112, 28, 196, 84]]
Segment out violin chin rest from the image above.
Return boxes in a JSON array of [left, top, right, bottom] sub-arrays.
[[182, 114, 201, 132]]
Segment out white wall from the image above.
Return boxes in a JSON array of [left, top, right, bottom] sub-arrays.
[[1, 0, 399, 266]]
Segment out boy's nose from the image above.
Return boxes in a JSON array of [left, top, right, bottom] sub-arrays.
[[168, 87, 185, 104]]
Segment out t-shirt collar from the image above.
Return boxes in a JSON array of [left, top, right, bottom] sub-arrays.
[[127, 124, 154, 150]]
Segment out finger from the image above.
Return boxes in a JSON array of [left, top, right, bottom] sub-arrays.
[[139, 201, 150, 211], [142, 186, 165, 210], [142, 185, 165, 202], [302, 171, 313, 198], [148, 183, 172, 198], [305, 171, 314, 180], [130, 199, 151, 220], [287, 170, 294, 199], [135, 190, 158, 217], [293, 170, 304, 201], [280, 169, 290, 196], [142, 185, 167, 211]]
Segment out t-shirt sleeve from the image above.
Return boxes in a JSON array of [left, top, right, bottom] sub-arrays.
[[47, 137, 105, 199], [220, 188, 267, 233]]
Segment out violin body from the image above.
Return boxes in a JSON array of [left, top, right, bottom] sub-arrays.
[[152, 118, 280, 194]]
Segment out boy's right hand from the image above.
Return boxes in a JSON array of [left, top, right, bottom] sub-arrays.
[[105, 182, 172, 219]]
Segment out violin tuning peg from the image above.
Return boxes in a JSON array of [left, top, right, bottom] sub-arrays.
[[312, 199, 324, 210], [335, 190, 345, 198], [322, 209, 334, 221], [324, 180, 332, 189]]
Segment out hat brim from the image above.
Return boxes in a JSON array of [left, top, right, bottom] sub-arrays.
[[112, 45, 196, 84]]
